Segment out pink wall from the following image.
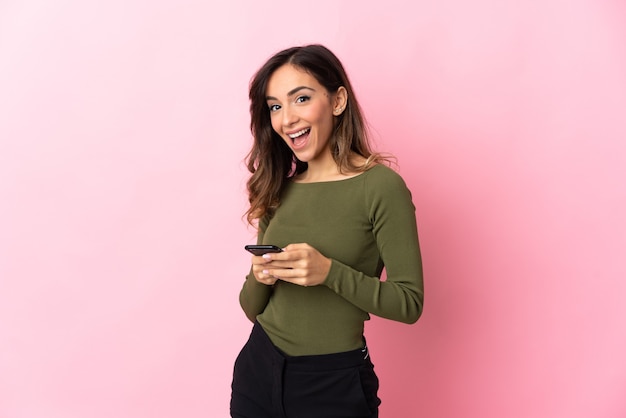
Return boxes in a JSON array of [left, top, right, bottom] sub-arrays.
[[1, 1, 625, 417]]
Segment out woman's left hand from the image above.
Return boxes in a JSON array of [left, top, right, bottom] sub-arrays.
[[260, 243, 331, 287]]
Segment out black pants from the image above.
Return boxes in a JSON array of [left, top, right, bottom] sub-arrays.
[[231, 322, 380, 418]]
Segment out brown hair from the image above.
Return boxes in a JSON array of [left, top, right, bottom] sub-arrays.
[[245, 44, 386, 225]]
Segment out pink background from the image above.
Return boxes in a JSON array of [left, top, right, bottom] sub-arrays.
[[1, 0, 625, 417]]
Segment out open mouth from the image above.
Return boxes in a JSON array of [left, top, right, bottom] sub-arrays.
[[288, 128, 310, 148]]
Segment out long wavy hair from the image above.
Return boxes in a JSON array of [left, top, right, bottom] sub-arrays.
[[245, 44, 386, 225]]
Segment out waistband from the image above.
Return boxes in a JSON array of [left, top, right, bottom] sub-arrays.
[[251, 321, 370, 372]]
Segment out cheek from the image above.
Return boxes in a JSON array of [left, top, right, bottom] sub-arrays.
[[306, 104, 333, 127], [312, 109, 335, 133]]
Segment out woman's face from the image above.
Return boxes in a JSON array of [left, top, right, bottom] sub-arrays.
[[265, 64, 344, 166]]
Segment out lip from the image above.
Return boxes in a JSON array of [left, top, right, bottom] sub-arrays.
[[287, 128, 310, 150], [285, 127, 310, 137]]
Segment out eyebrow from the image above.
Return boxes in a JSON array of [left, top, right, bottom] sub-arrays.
[[266, 86, 316, 101]]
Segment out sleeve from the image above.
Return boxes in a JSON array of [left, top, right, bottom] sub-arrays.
[[238, 216, 274, 322], [323, 168, 424, 323]]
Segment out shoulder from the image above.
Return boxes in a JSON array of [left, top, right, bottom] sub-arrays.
[[363, 164, 410, 193], [363, 164, 416, 220]]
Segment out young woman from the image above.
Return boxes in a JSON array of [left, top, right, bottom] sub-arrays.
[[231, 44, 424, 418]]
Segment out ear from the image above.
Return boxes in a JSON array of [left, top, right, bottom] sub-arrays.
[[333, 86, 348, 116]]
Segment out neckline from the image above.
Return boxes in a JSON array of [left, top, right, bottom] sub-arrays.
[[290, 164, 380, 185]]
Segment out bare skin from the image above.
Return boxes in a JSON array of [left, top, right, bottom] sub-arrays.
[[251, 243, 332, 287]]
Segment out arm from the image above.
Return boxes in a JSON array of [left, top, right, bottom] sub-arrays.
[[260, 168, 424, 323], [238, 217, 274, 322], [323, 169, 424, 323]]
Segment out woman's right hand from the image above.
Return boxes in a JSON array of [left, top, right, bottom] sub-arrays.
[[251, 254, 280, 286]]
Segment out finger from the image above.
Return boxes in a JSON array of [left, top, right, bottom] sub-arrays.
[[254, 268, 278, 285], [262, 251, 292, 262], [253, 264, 271, 276], [251, 255, 272, 265], [262, 268, 283, 277], [261, 260, 295, 270], [276, 274, 309, 287], [267, 268, 303, 280], [283, 243, 308, 251]]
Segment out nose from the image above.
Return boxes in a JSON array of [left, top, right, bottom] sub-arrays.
[[282, 105, 298, 127]]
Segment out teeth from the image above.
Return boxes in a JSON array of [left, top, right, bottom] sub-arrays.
[[288, 128, 309, 139]]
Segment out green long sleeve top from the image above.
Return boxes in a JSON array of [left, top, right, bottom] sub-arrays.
[[239, 164, 424, 356]]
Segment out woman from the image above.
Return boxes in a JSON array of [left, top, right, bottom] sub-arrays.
[[231, 44, 424, 418]]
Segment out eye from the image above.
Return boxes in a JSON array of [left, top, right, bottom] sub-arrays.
[[295, 95, 310, 104], [268, 103, 281, 112]]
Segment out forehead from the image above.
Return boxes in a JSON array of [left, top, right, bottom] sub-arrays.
[[266, 64, 325, 98]]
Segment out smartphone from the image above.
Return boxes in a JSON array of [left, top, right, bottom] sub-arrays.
[[244, 244, 283, 256]]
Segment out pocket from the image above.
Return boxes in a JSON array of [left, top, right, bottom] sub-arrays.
[[231, 339, 273, 398], [283, 366, 372, 417], [230, 342, 275, 417]]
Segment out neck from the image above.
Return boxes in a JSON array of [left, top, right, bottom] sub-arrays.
[[298, 157, 340, 182], [295, 152, 369, 183]]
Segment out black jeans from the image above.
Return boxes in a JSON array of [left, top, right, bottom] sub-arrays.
[[231, 321, 380, 418]]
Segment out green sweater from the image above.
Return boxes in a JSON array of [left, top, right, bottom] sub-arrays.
[[239, 164, 424, 356]]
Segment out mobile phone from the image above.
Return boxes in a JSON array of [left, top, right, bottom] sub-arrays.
[[244, 245, 283, 256]]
